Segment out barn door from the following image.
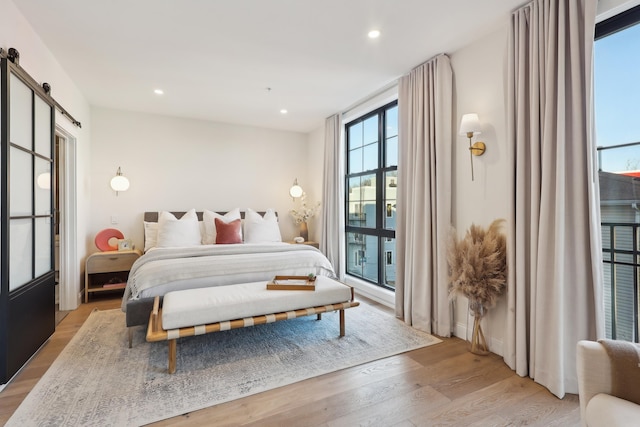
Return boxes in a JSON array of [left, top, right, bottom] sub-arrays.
[[0, 55, 56, 384]]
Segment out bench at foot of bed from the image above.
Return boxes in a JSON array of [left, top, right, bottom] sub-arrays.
[[145, 277, 359, 374]]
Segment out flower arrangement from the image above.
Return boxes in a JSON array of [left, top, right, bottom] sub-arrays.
[[447, 219, 507, 354], [289, 192, 321, 225]]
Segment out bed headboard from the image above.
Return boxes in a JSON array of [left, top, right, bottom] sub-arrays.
[[143, 211, 276, 222]]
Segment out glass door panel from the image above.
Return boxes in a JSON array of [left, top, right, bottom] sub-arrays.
[[9, 73, 32, 149], [10, 147, 32, 216], [9, 219, 33, 291], [34, 95, 52, 157], [35, 157, 51, 215], [35, 218, 51, 277]]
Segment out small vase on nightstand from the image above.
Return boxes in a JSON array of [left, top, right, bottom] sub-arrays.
[[299, 222, 309, 241]]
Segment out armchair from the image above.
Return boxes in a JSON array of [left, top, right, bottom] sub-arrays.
[[576, 340, 640, 426]]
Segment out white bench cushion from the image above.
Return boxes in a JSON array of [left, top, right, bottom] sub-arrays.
[[162, 276, 352, 330]]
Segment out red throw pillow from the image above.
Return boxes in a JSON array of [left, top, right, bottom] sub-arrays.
[[215, 218, 242, 244]]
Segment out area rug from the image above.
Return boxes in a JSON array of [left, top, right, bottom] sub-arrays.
[[7, 301, 440, 426]]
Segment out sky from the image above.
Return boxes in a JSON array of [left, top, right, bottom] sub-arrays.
[[594, 21, 640, 172]]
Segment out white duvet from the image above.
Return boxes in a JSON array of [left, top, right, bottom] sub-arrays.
[[121, 243, 336, 311]]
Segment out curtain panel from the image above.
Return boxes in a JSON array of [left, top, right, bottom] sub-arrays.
[[321, 114, 346, 280], [395, 54, 453, 337], [505, 0, 603, 398]]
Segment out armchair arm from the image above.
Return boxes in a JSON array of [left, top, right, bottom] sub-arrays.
[[577, 340, 613, 426]]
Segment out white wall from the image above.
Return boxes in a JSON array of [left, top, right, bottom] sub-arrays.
[[446, 0, 640, 354], [1, 0, 92, 309], [306, 126, 325, 242], [89, 107, 310, 250], [450, 25, 511, 354]]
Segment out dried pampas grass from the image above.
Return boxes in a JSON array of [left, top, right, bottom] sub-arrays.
[[447, 219, 507, 316]]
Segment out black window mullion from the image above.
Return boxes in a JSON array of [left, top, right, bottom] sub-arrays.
[[31, 89, 36, 279], [376, 110, 385, 283]]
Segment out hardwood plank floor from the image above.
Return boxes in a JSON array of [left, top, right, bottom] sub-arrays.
[[0, 295, 581, 426]]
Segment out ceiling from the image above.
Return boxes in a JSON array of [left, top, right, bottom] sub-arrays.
[[15, 0, 525, 133]]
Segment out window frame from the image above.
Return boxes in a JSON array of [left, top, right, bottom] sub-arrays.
[[344, 100, 397, 290], [595, 4, 640, 342], [596, 4, 640, 40]]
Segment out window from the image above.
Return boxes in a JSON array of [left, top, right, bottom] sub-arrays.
[[345, 101, 397, 289], [595, 5, 640, 341]]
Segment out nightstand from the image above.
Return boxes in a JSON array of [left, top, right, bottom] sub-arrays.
[[286, 241, 320, 249], [85, 249, 141, 303]]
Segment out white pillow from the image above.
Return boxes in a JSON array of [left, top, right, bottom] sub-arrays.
[[144, 219, 203, 251], [198, 220, 205, 243], [156, 209, 201, 248], [143, 221, 158, 252], [203, 208, 241, 244], [244, 208, 282, 243]]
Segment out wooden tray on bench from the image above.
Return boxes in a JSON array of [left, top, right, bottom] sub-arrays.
[[266, 275, 316, 291]]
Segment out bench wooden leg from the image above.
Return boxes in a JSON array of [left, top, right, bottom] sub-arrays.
[[128, 328, 133, 349], [317, 313, 322, 320], [168, 339, 177, 374], [339, 309, 345, 337]]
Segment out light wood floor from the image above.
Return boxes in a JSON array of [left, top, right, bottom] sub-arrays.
[[0, 295, 581, 426]]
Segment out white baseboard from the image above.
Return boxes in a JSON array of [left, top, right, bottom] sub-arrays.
[[454, 321, 504, 357]]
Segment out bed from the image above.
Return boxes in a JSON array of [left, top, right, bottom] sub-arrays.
[[121, 209, 336, 333]]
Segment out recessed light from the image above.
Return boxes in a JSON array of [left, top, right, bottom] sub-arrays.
[[368, 30, 381, 39], [154, 89, 164, 95], [280, 109, 288, 114]]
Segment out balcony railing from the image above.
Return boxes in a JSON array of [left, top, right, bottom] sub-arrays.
[[602, 222, 639, 342]]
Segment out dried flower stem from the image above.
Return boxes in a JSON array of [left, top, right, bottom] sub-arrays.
[[289, 192, 321, 225]]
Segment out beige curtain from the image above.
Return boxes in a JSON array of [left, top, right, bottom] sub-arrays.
[[321, 114, 345, 280], [395, 54, 453, 336], [506, 0, 604, 398]]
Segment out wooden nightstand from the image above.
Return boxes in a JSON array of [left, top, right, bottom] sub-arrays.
[[286, 241, 320, 249], [85, 249, 141, 303]]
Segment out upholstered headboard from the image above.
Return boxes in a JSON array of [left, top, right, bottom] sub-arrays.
[[143, 211, 275, 222]]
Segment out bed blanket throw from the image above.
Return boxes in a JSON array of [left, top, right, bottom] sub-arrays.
[[122, 244, 335, 310], [599, 339, 640, 405]]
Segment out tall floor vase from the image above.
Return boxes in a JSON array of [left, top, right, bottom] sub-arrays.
[[469, 300, 489, 355]]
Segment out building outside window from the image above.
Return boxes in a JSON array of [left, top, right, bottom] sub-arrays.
[[345, 101, 397, 290], [595, 5, 640, 341]]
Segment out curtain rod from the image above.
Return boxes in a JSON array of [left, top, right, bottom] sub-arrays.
[[0, 48, 82, 128], [339, 52, 449, 119]]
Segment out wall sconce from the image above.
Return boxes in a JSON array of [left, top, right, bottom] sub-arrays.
[[37, 172, 51, 190], [289, 178, 303, 200], [459, 113, 486, 181], [110, 167, 130, 196]]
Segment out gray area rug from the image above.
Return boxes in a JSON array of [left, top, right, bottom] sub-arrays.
[[8, 301, 440, 426]]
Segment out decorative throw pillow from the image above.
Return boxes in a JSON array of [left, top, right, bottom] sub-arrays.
[[215, 218, 243, 244], [203, 208, 241, 244], [243, 208, 282, 243], [156, 209, 201, 248]]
